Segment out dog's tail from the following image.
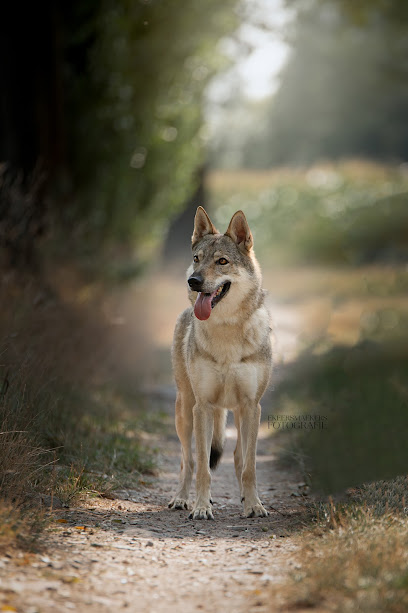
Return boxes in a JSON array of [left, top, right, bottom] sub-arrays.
[[210, 409, 228, 470]]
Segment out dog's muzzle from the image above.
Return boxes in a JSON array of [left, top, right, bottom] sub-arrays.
[[188, 273, 204, 292]]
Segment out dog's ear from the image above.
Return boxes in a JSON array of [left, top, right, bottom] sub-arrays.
[[225, 210, 253, 252], [192, 206, 218, 247]]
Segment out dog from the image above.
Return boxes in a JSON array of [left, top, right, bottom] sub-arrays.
[[168, 206, 272, 519]]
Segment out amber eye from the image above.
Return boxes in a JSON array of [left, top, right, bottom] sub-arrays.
[[193, 255, 199, 263], [217, 257, 228, 265]]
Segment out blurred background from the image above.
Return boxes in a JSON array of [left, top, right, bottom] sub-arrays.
[[1, 0, 408, 525]]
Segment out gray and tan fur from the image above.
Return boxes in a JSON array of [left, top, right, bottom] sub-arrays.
[[168, 206, 272, 519]]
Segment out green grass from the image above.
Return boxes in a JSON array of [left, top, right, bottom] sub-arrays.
[[207, 162, 408, 493], [209, 163, 408, 612], [208, 161, 408, 265], [41, 384, 160, 482], [273, 341, 408, 493], [0, 363, 161, 550]]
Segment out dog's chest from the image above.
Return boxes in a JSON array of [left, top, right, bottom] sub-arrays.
[[198, 320, 259, 363], [194, 355, 261, 408], [188, 310, 270, 407]]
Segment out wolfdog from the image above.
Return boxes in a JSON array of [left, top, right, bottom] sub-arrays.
[[168, 207, 272, 519]]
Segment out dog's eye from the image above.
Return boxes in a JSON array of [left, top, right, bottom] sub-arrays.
[[217, 258, 228, 265], [193, 255, 199, 263]]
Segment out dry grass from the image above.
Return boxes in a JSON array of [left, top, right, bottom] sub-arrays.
[[0, 502, 46, 552], [0, 410, 48, 503], [208, 159, 405, 192], [0, 364, 54, 551], [0, 267, 159, 551], [270, 500, 408, 612]]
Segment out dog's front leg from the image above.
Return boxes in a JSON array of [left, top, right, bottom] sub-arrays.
[[168, 392, 194, 510], [240, 403, 268, 518], [189, 404, 214, 520]]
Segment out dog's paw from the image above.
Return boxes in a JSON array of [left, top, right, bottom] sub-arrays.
[[243, 498, 268, 518], [188, 503, 214, 520], [168, 497, 189, 511]]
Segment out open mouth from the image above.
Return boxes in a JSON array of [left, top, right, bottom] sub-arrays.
[[193, 282, 231, 321], [210, 281, 231, 309]]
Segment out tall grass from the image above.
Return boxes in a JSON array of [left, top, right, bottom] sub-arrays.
[[274, 341, 408, 493], [270, 508, 408, 612], [0, 369, 49, 503], [0, 269, 159, 550], [0, 364, 52, 549]]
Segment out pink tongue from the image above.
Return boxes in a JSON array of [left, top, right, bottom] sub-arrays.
[[194, 292, 214, 321]]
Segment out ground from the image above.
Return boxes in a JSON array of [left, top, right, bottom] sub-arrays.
[[0, 386, 307, 613], [2, 263, 402, 612]]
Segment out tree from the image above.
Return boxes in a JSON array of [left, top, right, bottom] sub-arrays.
[[265, 1, 408, 165], [217, 0, 408, 169], [0, 1, 239, 265]]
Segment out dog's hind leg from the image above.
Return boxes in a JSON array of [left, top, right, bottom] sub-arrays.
[[233, 410, 243, 498], [168, 390, 194, 511], [240, 402, 268, 518], [210, 408, 227, 470]]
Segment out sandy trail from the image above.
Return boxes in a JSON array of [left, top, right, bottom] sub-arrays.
[[0, 270, 312, 613], [0, 385, 307, 613]]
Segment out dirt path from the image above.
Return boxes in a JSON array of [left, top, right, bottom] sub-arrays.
[[0, 384, 308, 613]]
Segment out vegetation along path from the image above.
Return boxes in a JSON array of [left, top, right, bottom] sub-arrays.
[[0, 383, 307, 613]]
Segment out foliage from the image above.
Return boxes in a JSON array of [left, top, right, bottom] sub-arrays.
[[274, 341, 408, 493], [0, 2, 239, 267], [61, 0, 238, 258], [210, 0, 408, 168], [209, 163, 408, 493], [208, 161, 408, 265], [332, 0, 408, 28]]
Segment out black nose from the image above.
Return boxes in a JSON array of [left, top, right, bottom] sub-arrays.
[[188, 273, 204, 291]]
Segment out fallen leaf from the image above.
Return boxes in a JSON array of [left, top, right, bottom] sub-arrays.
[[16, 554, 33, 566], [62, 575, 80, 584], [244, 589, 262, 597]]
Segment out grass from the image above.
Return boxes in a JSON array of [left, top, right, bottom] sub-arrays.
[[41, 384, 160, 481], [0, 269, 162, 552], [0, 371, 49, 550], [207, 162, 408, 611], [0, 503, 47, 552], [273, 341, 408, 493], [270, 497, 408, 612], [208, 160, 408, 265]]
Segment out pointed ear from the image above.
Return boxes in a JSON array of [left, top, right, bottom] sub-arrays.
[[192, 206, 218, 247], [225, 210, 253, 252]]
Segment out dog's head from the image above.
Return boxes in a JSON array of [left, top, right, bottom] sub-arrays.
[[187, 207, 261, 321]]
